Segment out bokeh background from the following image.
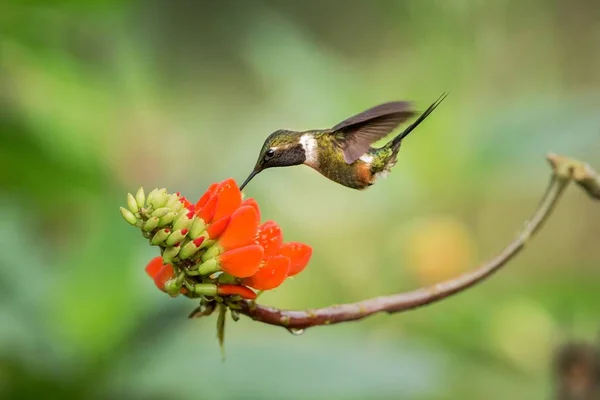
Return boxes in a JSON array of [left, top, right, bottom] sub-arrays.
[[1, 0, 599, 399]]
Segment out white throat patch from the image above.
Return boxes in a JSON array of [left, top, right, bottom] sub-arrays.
[[359, 153, 374, 164], [299, 134, 318, 166]]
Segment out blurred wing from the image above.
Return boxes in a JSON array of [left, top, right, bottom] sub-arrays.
[[332, 101, 415, 164]]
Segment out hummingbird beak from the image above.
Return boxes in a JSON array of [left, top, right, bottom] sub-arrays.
[[239, 170, 259, 191]]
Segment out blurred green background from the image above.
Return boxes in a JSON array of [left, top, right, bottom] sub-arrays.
[[1, 0, 599, 399]]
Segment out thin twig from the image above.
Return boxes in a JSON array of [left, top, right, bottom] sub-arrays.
[[232, 153, 599, 330]]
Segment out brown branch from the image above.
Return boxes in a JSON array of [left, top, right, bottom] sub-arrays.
[[214, 154, 598, 330]]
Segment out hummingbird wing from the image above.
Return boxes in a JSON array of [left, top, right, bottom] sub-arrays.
[[331, 101, 416, 164]]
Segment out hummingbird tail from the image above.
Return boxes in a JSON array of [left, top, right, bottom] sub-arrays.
[[389, 92, 448, 151]]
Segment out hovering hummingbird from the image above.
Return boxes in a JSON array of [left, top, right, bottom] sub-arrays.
[[239, 93, 447, 190]]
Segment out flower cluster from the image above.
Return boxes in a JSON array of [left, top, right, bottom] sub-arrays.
[[120, 179, 312, 303]]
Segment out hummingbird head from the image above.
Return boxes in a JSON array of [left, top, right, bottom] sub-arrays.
[[240, 130, 306, 190]]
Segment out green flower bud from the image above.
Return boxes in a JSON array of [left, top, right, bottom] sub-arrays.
[[152, 207, 171, 218], [120, 207, 138, 226], [188, 217, 206, 239], [170, 200, 184, 214], [165, 193, 180, 209], [143, 216, 159, 232], [188, 283, 217, 297], [127, 193, 138, 214], [202, 244, 221, 262], [150, 189, 169, 209], [164, 277, 182, 297], [135, 187, 146, 208], [217, 274, 237, 284], [146, 188, 158, 207], [157, 212, 177, 227], [166, 229, 188, 246], [175, 206, 189, 218], [173, 213, 195, 232], [197, 258, 219, 276], [200, 238, 214, 250], [162, 245, 180, 264], [151, 228, 171, 245], [179, 237, 205, 259]]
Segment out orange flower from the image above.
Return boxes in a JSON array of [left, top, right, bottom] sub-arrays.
[[241, 198, 260, 220], [216, 284, 257, 300], [279, 242, 312, 277], [255, 221, 283, 257], [145, 256, 187, 296], [194, 178, 241, 226], [243, 255, 290, 290], [217, 244, 264, 277], [217, 206, 260, 250], [242, 221, 312, 290], [185, 178, 254, 249], [127, 178, 312, 301]]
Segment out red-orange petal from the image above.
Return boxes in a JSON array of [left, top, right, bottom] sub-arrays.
[[218, 244, 264, 278], [279, 242, 312, 277], [255, 220, 283, 258], [206, 216, 231, 239], [212, 178, 242, 221], [198, 192, 218, 223], [241, 198, 261, 221], [153, 263, 176, 292], [145, 256, 164, 279], [195, 183, 218, 209], [218, 206, 259, 250], [217, 284, 257, 300], [243, 255, 290, 290]]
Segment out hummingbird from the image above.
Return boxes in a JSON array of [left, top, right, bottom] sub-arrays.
[[239, 93, 447, 191]]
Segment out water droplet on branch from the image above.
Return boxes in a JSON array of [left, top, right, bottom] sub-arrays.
[[286, 328, 305, 336]]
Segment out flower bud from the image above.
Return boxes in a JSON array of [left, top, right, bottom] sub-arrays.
[[120, 207, 138, 226], [164, 277, 182, 297], [150, 189, 169, 209], [166, 194, 183, 212], [146, 188, 158, 207], [166, 229, 188, 246], [127, 193, 138, 214], [162, 245, 180, 264], [179, 237, 205, 259], [173, 212, 195, 232], [201, 239, 215, 249], [135, 187, 146, 208], [188, 217, 207, 239], [187, 283, 218, 297], [202, 244, 221, 261], [151, 228, 171, 245], [143, 216, 160, 231], [157, 212, 177, 227], [197, 258, 219, 276], [170, 201, 185, 214], [152, 207, 172, 218]]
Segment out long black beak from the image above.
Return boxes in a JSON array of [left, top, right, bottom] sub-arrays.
[[239, 170, 259, 190]]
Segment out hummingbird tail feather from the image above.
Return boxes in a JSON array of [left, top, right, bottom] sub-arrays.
[[390, 92, 448, 151]]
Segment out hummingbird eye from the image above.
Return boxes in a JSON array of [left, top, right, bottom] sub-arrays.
[[265, 149, 275, 159]]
